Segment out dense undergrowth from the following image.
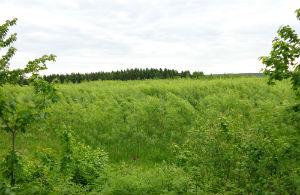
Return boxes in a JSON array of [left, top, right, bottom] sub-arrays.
[[1, 77, 299, 194]]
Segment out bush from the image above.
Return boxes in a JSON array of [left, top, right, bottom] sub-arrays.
[[0, 129, 108, 194], [60, 129, 108, 186], [174, 117, 300, 194], [100, 162, 191, 195]]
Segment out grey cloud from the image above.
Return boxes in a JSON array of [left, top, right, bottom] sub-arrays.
[[1, 0, 299, 74], [16, 23, 132, 57]]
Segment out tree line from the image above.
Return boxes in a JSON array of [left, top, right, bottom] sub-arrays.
[[16, 69, 264, 85], [40, 68, 204, 84]]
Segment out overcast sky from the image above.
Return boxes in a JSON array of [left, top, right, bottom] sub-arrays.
[[1, 0, 299, 74]]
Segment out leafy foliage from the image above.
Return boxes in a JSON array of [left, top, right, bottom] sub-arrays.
[[100, 163, 190, 195], [173, 116, 300, 194], [259, 9, 300, 97], [0, 18, 61, 187], [0, 128, 108, 194], [1, 151, 29, 184], [0, 77, 299, 194], [60, 128, 108, 186]]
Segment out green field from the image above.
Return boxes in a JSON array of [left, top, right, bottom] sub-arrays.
[[1, 76, 300, 194]]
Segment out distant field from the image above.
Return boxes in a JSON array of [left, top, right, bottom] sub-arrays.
[[1, 76, 299, 194]]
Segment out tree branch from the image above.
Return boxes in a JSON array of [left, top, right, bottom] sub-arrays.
[[0, 115, 14, 133]]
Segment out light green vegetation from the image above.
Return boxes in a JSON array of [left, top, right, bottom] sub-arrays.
[[1, 76, 299, 194], [1, 77, 296, 162]]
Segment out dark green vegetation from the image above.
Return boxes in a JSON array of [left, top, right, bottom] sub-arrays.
[[1, 77, 299, 194], [40, 69, 262, 84], [259, 8, 300, 98], [42, 68, 202, 84]]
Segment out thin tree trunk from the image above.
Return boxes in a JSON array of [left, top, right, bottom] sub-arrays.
[[11, 130, 15, 186], [0, 116, 16, 187]]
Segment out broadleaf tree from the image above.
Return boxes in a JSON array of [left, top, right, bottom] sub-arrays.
[[0, 18, 62, 186], [259, 9, 300, 98]]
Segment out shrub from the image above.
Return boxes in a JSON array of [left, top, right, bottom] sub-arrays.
[[174, 117, 300, 194], [100, 163, 191, 195], [60, 128, 108, 186]]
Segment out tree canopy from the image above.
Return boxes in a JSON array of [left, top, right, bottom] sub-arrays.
[[0, 18, 61, 186], [259, 9, 300, 98]]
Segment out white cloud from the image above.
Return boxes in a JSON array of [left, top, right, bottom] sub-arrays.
[[0, 0, 299, 74]]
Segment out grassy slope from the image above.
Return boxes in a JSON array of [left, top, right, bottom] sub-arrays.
[[0, 77, 298, 164]]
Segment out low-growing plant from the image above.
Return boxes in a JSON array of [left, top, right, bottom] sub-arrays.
[[0, 128, 108, 194], [174, 117, 300, 194], [100, 162, 191, 195], [60, 128, 108, 186]]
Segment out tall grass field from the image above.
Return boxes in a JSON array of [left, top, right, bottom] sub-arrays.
[[1, 76, 299, 194]]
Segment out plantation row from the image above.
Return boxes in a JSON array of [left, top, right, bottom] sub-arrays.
[[1, 77, 299, 194]]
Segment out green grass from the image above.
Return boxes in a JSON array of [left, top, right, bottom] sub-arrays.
[[0, 77, 297, 162], [1, 76, 299, 194]]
